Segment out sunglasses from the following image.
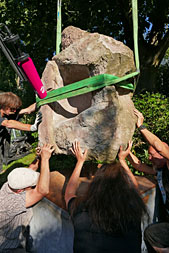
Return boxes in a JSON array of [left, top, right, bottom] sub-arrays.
[[10, 108, 17, 112]]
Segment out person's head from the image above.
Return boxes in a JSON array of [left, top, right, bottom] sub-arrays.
[[72, 162, 147, 234], [7, 167, 40, 193], [0, 92, 22, 115], [148, 144, 168, 169]]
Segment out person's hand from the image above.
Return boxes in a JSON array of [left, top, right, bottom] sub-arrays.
[[30, 111, 42, 131], [118, 140, 133, 161], [40, 144, 55, 160], [19, 108, 30, 115], [71, 141, 88, 162], [134, 109, 144, 128], [19, 103, 36, 115]]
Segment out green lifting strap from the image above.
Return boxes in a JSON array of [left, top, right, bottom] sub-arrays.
[[37, 0, 140, 107], [132, 0, 140, 71], [36, 72, 138, 108], [56, 0, 62, 54]]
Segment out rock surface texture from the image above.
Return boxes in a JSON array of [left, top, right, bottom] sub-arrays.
[[39, 26, 136, 162]]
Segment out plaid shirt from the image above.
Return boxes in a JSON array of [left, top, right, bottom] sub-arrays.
[[0, 182, 33, 250]]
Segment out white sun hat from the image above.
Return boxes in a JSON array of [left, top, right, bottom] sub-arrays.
[[8, 167, 40, 189]]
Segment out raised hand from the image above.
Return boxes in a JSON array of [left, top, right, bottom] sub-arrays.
[[71, 141, 88, 162], [118, 140, 133, 161], [134, 109, 144, 128], [40, 144, 55, 160]]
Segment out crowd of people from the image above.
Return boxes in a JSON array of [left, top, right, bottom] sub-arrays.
[[0, 91, 169, 252]]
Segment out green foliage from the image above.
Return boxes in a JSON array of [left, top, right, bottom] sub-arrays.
[[157, 61, 169, 95], [157, 48, 169, 94], [29, 132, 38, 148], [132, 92, 169, 165], [0, 0, 169, 94]]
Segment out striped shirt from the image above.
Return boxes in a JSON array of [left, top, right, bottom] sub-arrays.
[[0, 182, 33, 250]]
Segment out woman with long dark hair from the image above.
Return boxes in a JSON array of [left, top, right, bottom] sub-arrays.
[[65, 141, 147, 253]]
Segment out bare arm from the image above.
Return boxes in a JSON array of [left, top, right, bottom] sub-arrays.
[[139, 129, 169, 160], [26, 144, 54, 207], [118, 141, 138, 188], [19, 103, 36, 115], [64, 141, 88, 208], [127, 151, 156, 175], [134, 109, 169, 160], [1, 119, 31, 131], [1, 111, 42, 132]]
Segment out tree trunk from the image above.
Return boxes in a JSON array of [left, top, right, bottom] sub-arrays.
[[134, 40, 165, 93], [135, 64, 159, 93]]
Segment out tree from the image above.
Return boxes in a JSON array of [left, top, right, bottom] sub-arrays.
[[0, 0, 58, 105], [156, 49, 169, 95], [61, 0, 169, 93], [0, 0, 169, 94]]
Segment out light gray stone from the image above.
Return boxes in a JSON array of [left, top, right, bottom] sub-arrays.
[[39, 26, 136, 162], [53, 26, 136, 80], [61, 26, 88, 50]]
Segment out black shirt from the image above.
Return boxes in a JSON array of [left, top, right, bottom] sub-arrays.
[[0, 113, 10, 168], [68, 198, 142, 253], [0, 114, 7, 135]]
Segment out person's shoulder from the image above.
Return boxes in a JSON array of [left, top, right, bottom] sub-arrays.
[[3, 186, 26, 213], [0, 183, 15, 209], [0, 182, 9, 192]]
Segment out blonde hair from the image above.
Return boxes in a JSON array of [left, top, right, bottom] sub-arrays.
[[0, 92, 22, 110]]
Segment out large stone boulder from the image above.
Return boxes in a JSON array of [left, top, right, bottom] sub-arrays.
[[39, 26, 136, 162], [61, 26, 88, 50]]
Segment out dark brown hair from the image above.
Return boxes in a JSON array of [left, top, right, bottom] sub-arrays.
[[71, 162, 148, 234], [0, 92, 22, 110]]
